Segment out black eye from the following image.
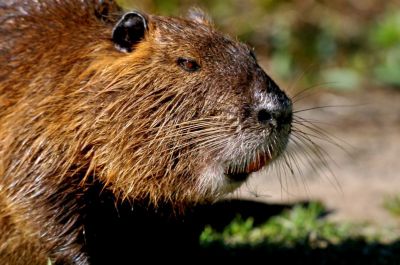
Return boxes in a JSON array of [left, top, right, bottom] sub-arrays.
[[177, 58, 200, 72], [250, 49, 257, 61]]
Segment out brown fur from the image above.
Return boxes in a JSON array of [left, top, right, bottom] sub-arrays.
[[0, 0, 291, 264]]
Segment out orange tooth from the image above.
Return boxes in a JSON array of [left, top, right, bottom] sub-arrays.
[[246, 153, 270, 173]]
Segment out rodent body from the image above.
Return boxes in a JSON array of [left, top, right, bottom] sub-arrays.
[[0, 0, 292, 264]]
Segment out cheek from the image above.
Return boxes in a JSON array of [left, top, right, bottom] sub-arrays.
[[195, 161, 243, 197]]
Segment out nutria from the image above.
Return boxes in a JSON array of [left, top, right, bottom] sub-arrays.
[[0, 0, 292, 264]]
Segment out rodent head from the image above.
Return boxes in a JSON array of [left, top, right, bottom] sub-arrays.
[[87, 10, 292, 203]]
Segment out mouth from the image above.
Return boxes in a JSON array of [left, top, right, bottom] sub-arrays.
[[225, 151, 271, 182]]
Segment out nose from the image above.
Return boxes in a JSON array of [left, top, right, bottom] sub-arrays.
[[255, 81, 293, 128], [251, 71, 292, 128], [257, 109, 273, 124], [256, 107, 292, 128]]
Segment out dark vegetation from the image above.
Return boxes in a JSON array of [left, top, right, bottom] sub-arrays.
[[85, 196, 400, 264]]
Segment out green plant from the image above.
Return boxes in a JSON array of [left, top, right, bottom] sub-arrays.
[[383, 194, 400, 217], [200, 202, 357, 248]]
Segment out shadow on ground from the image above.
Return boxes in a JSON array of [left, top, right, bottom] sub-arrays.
[[84, 193, 400, 265]]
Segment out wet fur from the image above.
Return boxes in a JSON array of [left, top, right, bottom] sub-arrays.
[[0, 0, 292, 264]]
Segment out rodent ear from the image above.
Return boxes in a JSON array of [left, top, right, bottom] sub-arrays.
[[112, 12, 148, 53], [187, 7, 212, 26]]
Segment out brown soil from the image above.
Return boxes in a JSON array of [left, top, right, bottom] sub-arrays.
[[233, 87, 400, 228]]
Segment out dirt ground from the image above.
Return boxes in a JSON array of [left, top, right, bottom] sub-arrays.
[[232, 87, 400, 229]]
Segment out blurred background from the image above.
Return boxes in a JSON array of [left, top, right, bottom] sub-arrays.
[[114, 0, 400, 263], [120, 0, 400, 91]]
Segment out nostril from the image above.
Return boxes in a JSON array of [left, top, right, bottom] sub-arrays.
[[257, 109, 273, 124]]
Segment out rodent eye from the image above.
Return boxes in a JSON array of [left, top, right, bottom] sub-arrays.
[[177, 58, 200, 72]]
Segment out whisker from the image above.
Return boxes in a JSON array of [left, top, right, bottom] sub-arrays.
[[290, 131, 341, 191], [291, 82, 336, 103], [293, 104, 357, 114], [293, 116, 353, 154]]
